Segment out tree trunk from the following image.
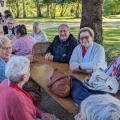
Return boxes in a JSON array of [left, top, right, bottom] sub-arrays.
[[16, 1, 19, 18], [80, 0, 103, 44], [47, 3, 50, 17], [23, 0, 26, 18], [37, 0, 42, 17]]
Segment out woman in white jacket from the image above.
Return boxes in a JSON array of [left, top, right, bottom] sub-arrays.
[[70, 27, 107, 74]]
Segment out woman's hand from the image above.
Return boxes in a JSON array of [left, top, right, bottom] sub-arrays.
[[83, 77, 90, 85], [86, 69, 94, 74], [26, 54, 34, 63], [41, 113, 56, 120], [70, 65, 79, 72]]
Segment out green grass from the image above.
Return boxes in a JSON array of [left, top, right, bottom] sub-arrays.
[[16, 15, 120, 24], [16, 17, 80, 24], [103, 26, 120, 63], [103, 15, 120, 23]]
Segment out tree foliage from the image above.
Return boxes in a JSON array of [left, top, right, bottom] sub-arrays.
[[103, 0, 120, 15]]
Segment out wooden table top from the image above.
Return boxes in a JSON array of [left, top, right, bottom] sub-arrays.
[[30, 54, 120, 114], [30, 54, 90, 114]]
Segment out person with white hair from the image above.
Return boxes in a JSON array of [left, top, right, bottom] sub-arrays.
[[0, 36, 34, 83], [74, 94, 120, 120], [3, 17, 15, 35], [0, 36, 12, 83], [0, 56, 56, 120], [30, 21, 48, 42]]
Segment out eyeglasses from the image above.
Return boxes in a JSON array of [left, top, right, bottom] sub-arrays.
[[80, 36, 89, 40], [1, 46, 12, 50]]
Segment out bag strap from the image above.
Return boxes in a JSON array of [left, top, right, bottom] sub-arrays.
[[47, 75, 69, 88]]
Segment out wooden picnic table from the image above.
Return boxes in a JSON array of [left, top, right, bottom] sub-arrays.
[[30, 54, 90, 119], [30, 54, 120, 120]]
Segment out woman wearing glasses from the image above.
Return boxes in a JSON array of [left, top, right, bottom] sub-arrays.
[[70, 27, 107, 74]]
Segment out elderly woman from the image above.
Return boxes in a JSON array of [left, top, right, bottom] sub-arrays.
[[0, 56, 56, 120], [0, 36, 12, 83], [12, 24, 36, 56], [3, 17, 15, 35], [70, 27, 107, 74], [74, 94, 120, 120], [0, 36, 34, 83], [30, 21, 48, 42]]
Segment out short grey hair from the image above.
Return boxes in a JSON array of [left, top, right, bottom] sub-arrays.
[[0, 36, 12, 47], [80, 94, 120, 120], [58, 24, 70, 31], [78, 27, 94, 40], [33, 21, 41, 28], [5, 56, 30, 83], [6, 16, 15, 23]]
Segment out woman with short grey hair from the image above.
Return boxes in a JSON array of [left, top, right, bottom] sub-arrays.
[[74, 94, 120, 120], [0, 36, 12, 83], [30, 21, 48, 42], [0, 56, 56, 120], [70, 27, 107, 74]]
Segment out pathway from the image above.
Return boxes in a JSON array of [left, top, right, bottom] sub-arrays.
[[25, 22, 120, 28]]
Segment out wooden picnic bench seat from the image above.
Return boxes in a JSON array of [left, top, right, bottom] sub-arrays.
[[30, 54, 120, 120]]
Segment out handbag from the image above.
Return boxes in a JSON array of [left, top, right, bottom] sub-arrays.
[[47, 69, 72, 97]]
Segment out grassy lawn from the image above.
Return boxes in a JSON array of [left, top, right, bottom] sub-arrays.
[[15, 15, 120, 24], [103, 15, 120, 23], [16, 17, 80, 24]]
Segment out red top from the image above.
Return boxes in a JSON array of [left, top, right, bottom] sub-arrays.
[[0, 79, 43, 120], [82, 46, 86, 58]]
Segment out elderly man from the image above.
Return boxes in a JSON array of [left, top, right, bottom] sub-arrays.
[[0, 25, 4, 35], [45, 24, 78, 64], [3, 17, 15, 35]]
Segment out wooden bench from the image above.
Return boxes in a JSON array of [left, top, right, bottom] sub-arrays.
[[32, 41, 51, 54], [30, 54, 120, 120]]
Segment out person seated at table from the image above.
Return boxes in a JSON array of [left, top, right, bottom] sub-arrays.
[[0, 56, 56, 120], [45, 24, 78, 64], [70, 27, 107, 74], [12, 24, 36, 56], [30, 21, 48, 42], [0, 25, 4, 35], [1, 10, 11, 26], [3, 17, 15, 39], [74, 94, 120, 120], [0, 36, 12, 83], [2, 11, 18, 27], [0, 35, 34, 83]]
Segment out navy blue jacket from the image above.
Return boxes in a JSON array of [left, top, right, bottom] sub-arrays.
[[46, 34, 78, 64], [3, 26, 15, 35]]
